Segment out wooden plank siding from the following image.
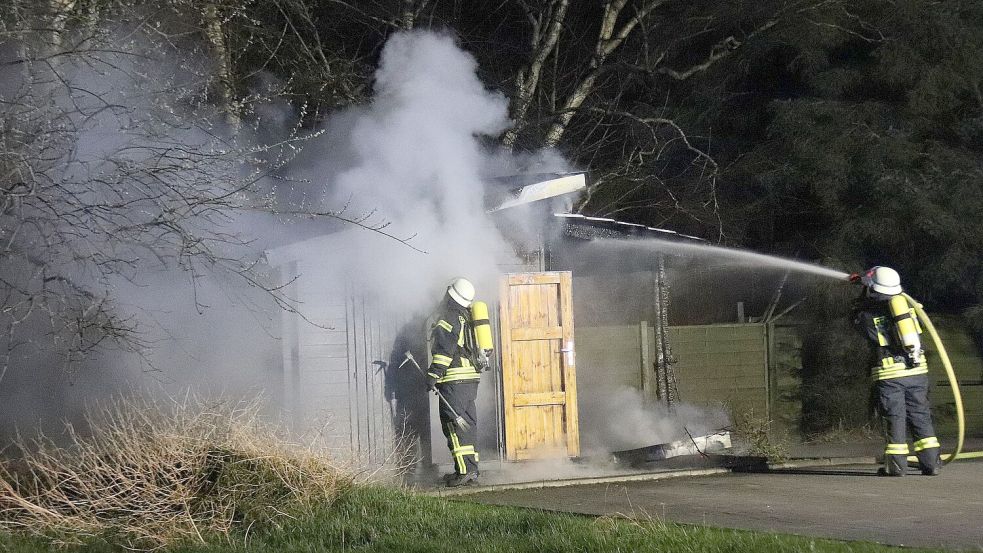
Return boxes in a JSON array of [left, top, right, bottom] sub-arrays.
[[573, 325, 643, 394], [278, 261, 400, 463], [573, 323, 770, 420], [668, 324, 769, 418], [925, 316, 983, 437]]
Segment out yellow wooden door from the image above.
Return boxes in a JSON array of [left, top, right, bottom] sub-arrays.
[[499, 272, 580, 460]]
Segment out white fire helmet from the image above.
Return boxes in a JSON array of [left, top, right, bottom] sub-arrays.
[[860, 266, 903, 295], [447, 277, 475, 308]]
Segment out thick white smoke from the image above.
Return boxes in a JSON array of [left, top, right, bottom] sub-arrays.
[[0, 20, 285, 433], [288, 31, 520, 314]]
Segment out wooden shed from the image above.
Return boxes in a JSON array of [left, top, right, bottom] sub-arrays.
[[267, 172, 791, 472]]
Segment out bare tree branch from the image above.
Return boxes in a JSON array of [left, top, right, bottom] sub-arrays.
[[657, 20, 777, 81], [0, 0, 409, 379], [543, 0, 668, 146], [502, 0, 569, 150]]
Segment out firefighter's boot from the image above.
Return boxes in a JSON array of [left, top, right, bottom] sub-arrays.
[[878, 454, 906, 477], [445, 471, 478, 488], [919, 448, 942, 476], [443, 469, 479, 483]]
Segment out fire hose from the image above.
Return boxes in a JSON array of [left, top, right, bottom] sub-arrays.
[[901, 294, 983, 464]]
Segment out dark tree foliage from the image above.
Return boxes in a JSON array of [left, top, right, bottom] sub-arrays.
[[726, 0, 983, 312]]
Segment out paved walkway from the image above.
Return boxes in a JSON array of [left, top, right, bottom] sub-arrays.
[[467, 459, 983, 551]]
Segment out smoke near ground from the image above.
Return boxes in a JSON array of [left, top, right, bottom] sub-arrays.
[[482, 388, 731, 485], [580, 387, 730, 454]]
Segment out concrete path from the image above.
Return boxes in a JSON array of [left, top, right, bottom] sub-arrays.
[[467, 460, 983, 551]]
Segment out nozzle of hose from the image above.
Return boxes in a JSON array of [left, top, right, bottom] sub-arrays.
[[848, 272, 861, 284]]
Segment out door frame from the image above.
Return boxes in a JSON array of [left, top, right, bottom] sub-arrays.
[[498, 271, 580, 460]]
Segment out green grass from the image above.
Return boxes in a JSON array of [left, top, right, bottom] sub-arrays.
[[0, 485, 943, 553]]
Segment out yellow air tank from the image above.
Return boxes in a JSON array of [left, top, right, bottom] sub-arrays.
[[889, 295, 922, 350], [471, 301, 494, 351]]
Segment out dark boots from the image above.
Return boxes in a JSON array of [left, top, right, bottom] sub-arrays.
[[445, 471, 478, 487], [877, 451, 942, 477], [878, 454, 907, 477], [919, 449, 942, 476]]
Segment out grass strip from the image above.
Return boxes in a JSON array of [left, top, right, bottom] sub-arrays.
[[0, 485, 945, 553]]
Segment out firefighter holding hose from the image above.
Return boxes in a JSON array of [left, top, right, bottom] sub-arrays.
[[425, 277, 492, 487], [851, 266, 942, 476]]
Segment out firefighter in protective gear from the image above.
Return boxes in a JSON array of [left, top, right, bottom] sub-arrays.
[[427, 277, 481, 487], [852, 266, 942, 476]]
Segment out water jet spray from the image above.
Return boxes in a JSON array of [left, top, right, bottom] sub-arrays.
[[618, 238, 851, 281]]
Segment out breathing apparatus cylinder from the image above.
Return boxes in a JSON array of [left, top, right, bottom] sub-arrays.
[[889, 294, 922, 353], [471, 301, 494, 351]]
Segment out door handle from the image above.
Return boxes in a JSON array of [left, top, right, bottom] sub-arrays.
[[560, 341, 575, 366]]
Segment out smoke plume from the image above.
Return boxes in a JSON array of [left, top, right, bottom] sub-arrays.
[[281, 30, 521, 314]]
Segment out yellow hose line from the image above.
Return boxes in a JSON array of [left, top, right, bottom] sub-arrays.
[[902, 293, 965, 465], [942, 451, 983, 461]]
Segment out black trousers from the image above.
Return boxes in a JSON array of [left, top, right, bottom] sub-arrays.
[[437, 380, 479, 475], [878, 373, 940, 472]]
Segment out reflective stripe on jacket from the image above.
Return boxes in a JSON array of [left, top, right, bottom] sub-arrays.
[[872, 354, 928, 380], [853, 294, 928, 381], [428, 300, 480, 384]]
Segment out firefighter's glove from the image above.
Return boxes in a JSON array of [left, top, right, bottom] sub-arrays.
[[476, 350, 490, 372], [426, 374, 438, 392]]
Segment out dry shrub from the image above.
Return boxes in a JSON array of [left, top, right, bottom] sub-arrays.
[[730, 409, 790, 463], [804, 420, 879, 444], [0, 395, 351, 549]]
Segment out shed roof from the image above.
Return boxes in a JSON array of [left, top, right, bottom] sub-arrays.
[[486, 172, 586, 212], [554, 213, 705, 242]]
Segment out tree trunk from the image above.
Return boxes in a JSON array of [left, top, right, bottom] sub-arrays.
[[501, 0, 569, 151], [542, 0, 664, 147], [203, 3, 239, 130], [400, 0, 416, 29], [47, 0, 77, 52]]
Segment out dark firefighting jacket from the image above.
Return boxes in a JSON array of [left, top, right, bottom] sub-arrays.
[[427, 298, 480, 385]]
